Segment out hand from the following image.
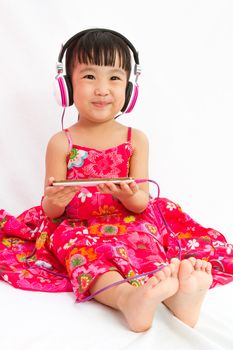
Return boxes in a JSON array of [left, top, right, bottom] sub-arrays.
[[44, 177, 80, 208], [97, 181, 139, 201]]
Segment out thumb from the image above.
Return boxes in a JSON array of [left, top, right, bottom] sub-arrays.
[[48, 176, 55, 186]]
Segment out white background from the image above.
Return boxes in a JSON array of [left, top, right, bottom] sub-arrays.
[[0, 0, 232, 239]]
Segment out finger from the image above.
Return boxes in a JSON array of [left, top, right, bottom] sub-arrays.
[[65, 186, 80, 193], [99, 182, 117, 193], [49, 188, 77, 205], [45, 185, 65, 197], [119, 182, 131, 193], [129, 181, 138, 191], [119, 182, 137, 195], [48, 176, 55, 186], [107, 182, 120, 192], [97, 184, 104, 191], [128, 182, 139, 194], [96, 184, 110, 193]]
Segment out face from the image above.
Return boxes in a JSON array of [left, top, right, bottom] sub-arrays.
[[71, 54, 128, 124]]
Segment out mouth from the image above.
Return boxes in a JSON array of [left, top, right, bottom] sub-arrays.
[[92, 101, 111, 108]]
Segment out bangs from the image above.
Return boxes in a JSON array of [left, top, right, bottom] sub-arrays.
[[77, 47, 129, 70], [66, 31, 131, 76]]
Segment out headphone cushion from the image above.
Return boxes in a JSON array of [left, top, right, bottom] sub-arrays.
[[54, 75, 73, 107], [122, 82, 138, 113]]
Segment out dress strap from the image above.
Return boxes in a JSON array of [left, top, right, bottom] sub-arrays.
[[127, 127, 132, 142], [63, 128, 73, 152]]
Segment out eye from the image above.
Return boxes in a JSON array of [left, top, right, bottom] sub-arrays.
[[83, 74, 95, 80], [110, 76, 121, 81]]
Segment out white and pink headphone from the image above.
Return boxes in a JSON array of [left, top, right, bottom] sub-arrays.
[[54, 28, 141, 114]]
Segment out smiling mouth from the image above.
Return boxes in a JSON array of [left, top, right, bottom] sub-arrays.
[[92, 102, 110, 108]]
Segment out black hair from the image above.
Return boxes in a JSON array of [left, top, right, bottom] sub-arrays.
[[65, 30, 132, 78]]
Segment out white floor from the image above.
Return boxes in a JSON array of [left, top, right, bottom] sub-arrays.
[[0, 282, 232, 350]]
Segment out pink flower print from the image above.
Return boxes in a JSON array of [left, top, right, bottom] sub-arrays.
[[100, 224, 119, 235], [83, 149, 123, 177], [126, 270, 143, 287], [68, 148, 88, 169], [116, 246, 128, 259], [202, 244, 213, 253], [125, 143, 133, 152], [72, 266, 108, 295], [63, 237, 78, 249], [226, 244, 232, 255], [128, 231, 152, 247], [49, 234, 54, 248], [187, 239, 200, 250], [38, 276, 53, 284], [2, 274, 9, 282], [145, 223, 158, 236], [82, 228, 89, 235], [78, 273, 93, 292], [186, 226, 196, 232], [166, 202, 177, 211], [69, 254, 87, 269], [208, 229, 222, 239], [212, 241, 225, 248], [124, 215, 136, 223], [19, 270, 33, 279], [78, 189, 92, 203], [35, 260, 53, 269]]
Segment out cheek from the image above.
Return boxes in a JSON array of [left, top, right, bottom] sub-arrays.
[[72, 82, 90, 103], [115, 84, 127, 99], [72, 85, 84, 110], [118, 88, 127, 107]]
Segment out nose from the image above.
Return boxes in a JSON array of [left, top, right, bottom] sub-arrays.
[[94, 88, 109, 96], [94, 81, 109, 96]]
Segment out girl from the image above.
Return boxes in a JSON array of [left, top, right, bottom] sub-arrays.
[[0, 28, 233, 332]]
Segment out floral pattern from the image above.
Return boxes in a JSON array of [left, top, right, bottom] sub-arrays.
[[83, 148, 124, 178], [68, 148, 88, 169], [0, 128, 233, 301]]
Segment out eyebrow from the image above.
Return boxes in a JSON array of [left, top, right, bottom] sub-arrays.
[[79, 66, 126, 76]]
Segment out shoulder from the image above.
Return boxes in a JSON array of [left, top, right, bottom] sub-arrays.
[[131, 128, 149, 149], [46, 130, 70, 154]]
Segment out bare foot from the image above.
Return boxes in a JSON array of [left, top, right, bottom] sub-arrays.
[[163, 257, 213, 327], [117, 259, 179, 332]]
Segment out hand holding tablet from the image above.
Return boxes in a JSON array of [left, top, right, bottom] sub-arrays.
[[52, 177, 134, 187]]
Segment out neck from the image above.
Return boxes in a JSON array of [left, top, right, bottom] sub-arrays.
[[77, 116, 118, 131]]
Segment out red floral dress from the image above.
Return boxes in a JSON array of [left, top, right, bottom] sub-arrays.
[[0, 127, 233, 301]]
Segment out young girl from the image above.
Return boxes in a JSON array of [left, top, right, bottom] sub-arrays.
[[0, 28, 233, 333]]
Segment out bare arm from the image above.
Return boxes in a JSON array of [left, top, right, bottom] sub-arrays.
[[41, 132, 79, 218]]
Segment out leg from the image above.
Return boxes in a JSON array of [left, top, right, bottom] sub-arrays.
[[163, 257, 213, 327], [90, 259, 180, 332]]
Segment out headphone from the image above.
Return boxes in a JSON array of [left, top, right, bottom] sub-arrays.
[[54, 28, 141, 113]]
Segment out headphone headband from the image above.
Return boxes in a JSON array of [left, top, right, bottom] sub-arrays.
[[58, 28, 140, 66]]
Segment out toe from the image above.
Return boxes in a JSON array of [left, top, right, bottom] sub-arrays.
[[170, 258, 180, 265], [206, 262, 212, 274], [194, 259, 203, 270], [188, 257, 196, 266], [162, 266, 172, 278], [155, 270, 166, 281], [146, 276, 159, 288], [170, 259, 180, 277], [179, 259, 194, 281], [200, 260, 208, 271]]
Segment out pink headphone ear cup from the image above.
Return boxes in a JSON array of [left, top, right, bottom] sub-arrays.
[[121, 82, 139, 113], [54, 75, 73, 107]]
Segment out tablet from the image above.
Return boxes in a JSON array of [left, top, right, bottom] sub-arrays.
[[52, 177, 134, 187]]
